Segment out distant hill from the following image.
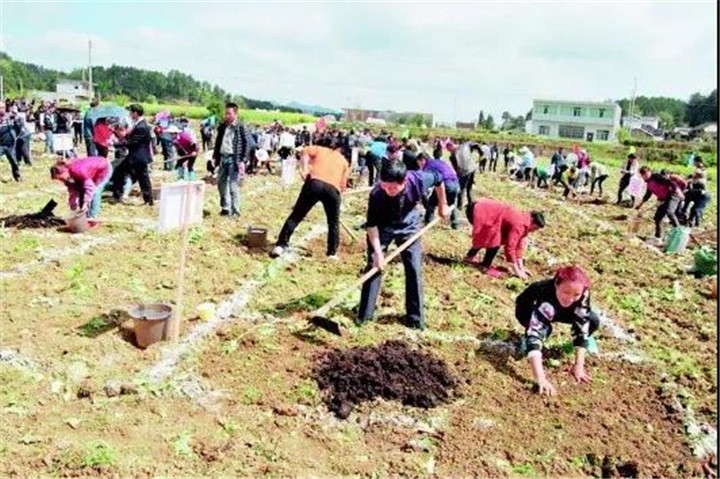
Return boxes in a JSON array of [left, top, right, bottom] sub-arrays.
[[0, 51, 340, 118], [282, 101, 342, 117]]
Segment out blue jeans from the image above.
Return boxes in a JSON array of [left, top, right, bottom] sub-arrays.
[[217, 156, 241, 216], [89, 166, 113, 218], [84, 137, 97, 156], [45, 130, 54, 153], [161, 138, 175, 170], [357, 224, 425, 328]]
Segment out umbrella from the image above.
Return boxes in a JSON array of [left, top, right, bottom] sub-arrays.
[[86, 105, 129, 122]]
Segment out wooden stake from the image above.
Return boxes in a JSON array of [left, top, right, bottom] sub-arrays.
[[169, 183, 192, 343]]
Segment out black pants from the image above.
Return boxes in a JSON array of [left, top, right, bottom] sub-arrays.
[[175, 154, 196, 172], [278, 146, 292, 160], [524, 167, 534, 182], [95, 143, 109, 158], [201, 134, 212, 151], [479, 158, 487, 173], [15, 137, 32, 165], [114, 160, 153, 204], [276, 178, 340, 255], [562, 180, 575, 198], [590, 174, 609, 195], [682, 190, 711, 227], [466, 246, 500, 267], [551, 165, 567, 185], [0, 145, 20, 180], [73, 124, 82, 145], [503, 156, 510, 172], [654, 196, 681, 238], [617, 173, 631, 203], [366, 152, 382, 186], [489, 157, 498, 172], [457, 172, 475, 209], [536, 174, 548, 188]]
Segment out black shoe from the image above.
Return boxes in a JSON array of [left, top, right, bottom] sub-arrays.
[[220, 209, 230, 216], [13, 175, 21, 182]]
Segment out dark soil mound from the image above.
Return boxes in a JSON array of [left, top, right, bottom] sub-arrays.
[[1, 214, 65, 229], [314, 340, 458, 419]]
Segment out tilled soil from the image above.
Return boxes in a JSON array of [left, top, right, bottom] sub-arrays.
[[314, 340, 459, 419], [0, 213, 65, 229]]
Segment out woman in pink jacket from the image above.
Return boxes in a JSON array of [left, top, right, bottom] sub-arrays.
[[463, 198, 545, 278], [50, 156, 112, 218]]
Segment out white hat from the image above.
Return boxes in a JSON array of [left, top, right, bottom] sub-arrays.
[[166, 125, 180, 134], [519, 146, 529, 153]]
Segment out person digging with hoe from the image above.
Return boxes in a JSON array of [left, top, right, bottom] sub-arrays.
[[464, 198, 545, 279], [357, 161, 450, 330], [515, 265, 600, 396], [271, 137, 349, 259]]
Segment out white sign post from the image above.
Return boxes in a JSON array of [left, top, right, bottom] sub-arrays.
[[53, 133, 74, 160], [157, 181, 205, 342]]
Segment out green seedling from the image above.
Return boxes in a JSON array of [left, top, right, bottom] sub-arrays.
[[81, 441, 116, 468]]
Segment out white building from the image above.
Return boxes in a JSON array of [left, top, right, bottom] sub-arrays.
[[621, 115, 660, 131], [55, 80, 92, 103], [527, 99, 622, 142]]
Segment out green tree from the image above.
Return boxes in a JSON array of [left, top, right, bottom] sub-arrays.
[[477, 110, 485, 126], [484, 114, 495, 130], [658, 111, 675, 130]]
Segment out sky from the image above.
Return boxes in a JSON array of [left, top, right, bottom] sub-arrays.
[[1, 1, 717, 123]]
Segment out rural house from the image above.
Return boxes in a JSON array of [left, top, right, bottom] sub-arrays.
[[527, 99, 622, 142]]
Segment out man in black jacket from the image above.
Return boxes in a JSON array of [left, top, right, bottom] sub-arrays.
[[212, 102, 254, 217], [113, 104, 153, 205], [0, 106, 21, 182]]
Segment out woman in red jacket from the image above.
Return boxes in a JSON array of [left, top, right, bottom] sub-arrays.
[[463, 198, 545, 279], [92, 118, 113, 158]]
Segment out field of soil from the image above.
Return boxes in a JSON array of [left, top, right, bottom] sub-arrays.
[[0, 135, 716, 478]]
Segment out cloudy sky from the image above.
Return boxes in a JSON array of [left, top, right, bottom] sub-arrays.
[[1, 1, 717, 122]]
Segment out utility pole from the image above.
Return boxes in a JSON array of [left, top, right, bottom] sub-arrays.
[[0, 75, 4, 101], [88, 39, 93, 99]]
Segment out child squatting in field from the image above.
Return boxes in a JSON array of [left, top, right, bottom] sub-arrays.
[[515, 265, 600, 396]]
